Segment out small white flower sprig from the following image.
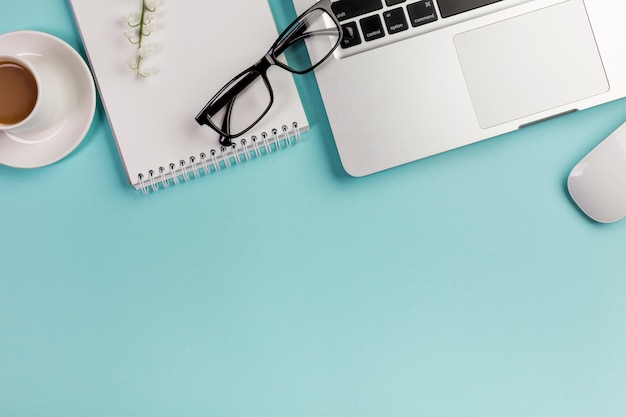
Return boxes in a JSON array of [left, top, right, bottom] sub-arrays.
[[124, 0, 160, 79]]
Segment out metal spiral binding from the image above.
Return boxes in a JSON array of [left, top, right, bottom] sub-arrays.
[[136, 122, 303, 194]]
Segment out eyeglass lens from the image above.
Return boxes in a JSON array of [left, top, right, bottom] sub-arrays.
[[208, 70, 272, 139], [274, 8, 341, 73]]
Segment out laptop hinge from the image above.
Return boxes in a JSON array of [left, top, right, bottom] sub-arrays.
[[519, 109, 578, 129]]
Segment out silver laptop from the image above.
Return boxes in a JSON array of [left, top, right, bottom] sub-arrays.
[[291, 0, 626, 176]]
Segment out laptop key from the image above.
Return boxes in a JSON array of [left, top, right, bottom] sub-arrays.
[[407, 1, 438, 27], [437, 0, 502, 18], [340, 22, 363, 48], [331, 0, 383, 22], [384, 8, 409, 34], [385, 0, 406, 5], [360, 14, 386, 42]]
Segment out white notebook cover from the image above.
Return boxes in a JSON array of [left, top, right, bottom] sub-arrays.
[[69, 0, 308, 191]]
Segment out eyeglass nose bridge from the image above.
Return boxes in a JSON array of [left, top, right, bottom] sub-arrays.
[[255, 53, 276, 72]]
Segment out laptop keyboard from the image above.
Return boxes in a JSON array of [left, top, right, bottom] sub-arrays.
[[330, 0, 522, 54]]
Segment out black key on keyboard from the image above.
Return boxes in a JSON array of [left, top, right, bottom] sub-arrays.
[[407, 1, 438, 27], [383, 8, 409, 34], [340, 22, 362, 49], [360, 14, 386, 42], [386, 0, 406, 5], [437, 0, 502, 18], [331, 0, 383, 22]]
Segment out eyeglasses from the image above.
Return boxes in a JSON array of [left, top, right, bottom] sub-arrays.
[[195, 0, 342, 146]]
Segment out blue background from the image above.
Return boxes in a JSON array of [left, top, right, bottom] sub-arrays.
[[2, 1, 626, 416]]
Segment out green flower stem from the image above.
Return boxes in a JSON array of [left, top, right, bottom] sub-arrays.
[[129, 0, 157, 78]]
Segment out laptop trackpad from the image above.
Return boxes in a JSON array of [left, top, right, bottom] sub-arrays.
[[454, 0, 608, 129]]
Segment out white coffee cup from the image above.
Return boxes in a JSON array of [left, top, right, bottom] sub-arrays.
[[0, 53, 52, 134]]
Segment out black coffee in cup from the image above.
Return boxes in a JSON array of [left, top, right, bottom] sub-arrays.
[[0, 60, 39, 125]]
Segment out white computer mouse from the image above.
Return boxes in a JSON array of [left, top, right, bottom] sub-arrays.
[[567, 121, 626, 223]]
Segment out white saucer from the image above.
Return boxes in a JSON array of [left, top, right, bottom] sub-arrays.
[[0, 31, 96, 168]]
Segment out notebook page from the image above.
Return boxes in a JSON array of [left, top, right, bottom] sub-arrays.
[[69, 0, 308, 188]]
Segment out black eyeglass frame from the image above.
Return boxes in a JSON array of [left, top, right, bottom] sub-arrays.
[[195, 0, 342, 145]]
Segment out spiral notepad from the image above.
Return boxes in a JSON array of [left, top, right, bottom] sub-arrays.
[[69, 0, 308, 193]]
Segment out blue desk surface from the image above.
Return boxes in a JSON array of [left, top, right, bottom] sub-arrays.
[[2, 1, 626, 416]]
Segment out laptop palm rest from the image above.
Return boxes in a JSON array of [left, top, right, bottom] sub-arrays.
[[454, 0, 608, 129]]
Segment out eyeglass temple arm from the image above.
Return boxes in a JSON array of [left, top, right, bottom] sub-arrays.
[[195, 69, 263, 126], [274, 21, 340, 56]]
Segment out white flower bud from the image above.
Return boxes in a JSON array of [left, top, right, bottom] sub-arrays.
[[137, 45, 153, 58], [139, 67, 154, 77], [124, 28, 137, 40], [144, 0, 160, 11], [126, 56, 138, 69], [124, 13, 138, 25]]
